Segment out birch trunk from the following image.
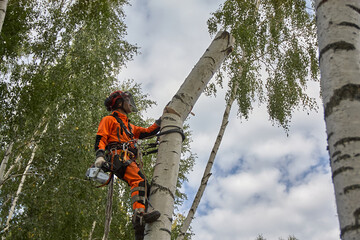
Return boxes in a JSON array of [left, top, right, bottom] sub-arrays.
[[0, 0, 8, 33], [315, 1, 360, 239], [0, 142, 13, 185], [177, 79, 240, 240], [1, 119, 47, 188], [89, 220, 97, 240], [144, 31, 234, 240], [102, 178, 114, 240], [2, 123, 48, 236]]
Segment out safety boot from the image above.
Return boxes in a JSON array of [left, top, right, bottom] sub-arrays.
[[133, 208, 161, 225], [132, 208, 161, 240]]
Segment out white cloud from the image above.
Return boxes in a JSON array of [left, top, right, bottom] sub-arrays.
[[193, 171, 338, 240], [121, 1, 340, 239]]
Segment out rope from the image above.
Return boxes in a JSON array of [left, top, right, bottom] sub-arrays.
[[156, 125, 186, 142], [136, 141, 149, 207]]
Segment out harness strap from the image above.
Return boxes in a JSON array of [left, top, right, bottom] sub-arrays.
[[112, 112, 134, 139], [131, 186, 146, 193], [131, 195, 145, 205]]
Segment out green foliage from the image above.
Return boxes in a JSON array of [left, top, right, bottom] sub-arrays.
[[171, 213, 194, 240], [255, 234, 298, 240], [207, 0, 319, 130], [0, 1, 195, 238], [0, 0, 138, 238]]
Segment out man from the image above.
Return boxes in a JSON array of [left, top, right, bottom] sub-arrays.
[[94, 90, 161, 239]]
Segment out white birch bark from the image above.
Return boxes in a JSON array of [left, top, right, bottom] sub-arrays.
[[177, 79, 240, 240], [1, 117, 47, 188], [89, 220, 97, 240], [2, 122, 49, 236], [144, 31, 234, 240], [1, 154, 21, 187], [0, 0, 8, 33], [315, 1, 360, 239], [0, 142, 13, 185]]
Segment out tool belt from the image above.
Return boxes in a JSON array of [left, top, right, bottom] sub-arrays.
[[106, 142, 137, 158], [102, 142, 136, 180]]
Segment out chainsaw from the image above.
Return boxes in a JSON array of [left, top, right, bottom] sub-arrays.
[[85, 167, 110, 184]]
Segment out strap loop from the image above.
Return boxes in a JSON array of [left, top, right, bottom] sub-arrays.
[[157, 125, 186, 142]]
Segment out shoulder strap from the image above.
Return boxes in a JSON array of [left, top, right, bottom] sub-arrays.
[[111, 112, 134, 139]]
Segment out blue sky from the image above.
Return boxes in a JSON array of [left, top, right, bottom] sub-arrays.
[[121, 0, 340, 239]]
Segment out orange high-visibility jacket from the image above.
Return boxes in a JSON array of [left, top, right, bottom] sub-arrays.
[[95, 110, 160, 156]]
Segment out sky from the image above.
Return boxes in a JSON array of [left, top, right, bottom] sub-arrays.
[[121, 1, 340, 239]]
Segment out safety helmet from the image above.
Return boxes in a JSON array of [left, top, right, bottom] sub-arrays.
[[104, 90, 138, 112]]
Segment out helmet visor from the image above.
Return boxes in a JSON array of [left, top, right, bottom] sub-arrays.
[[122, 91, 138, 112]]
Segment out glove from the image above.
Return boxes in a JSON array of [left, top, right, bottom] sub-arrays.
[[155, 117, 161, 126], [95, 156, 106, 168]]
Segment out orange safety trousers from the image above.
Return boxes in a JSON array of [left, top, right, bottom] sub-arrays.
[[122, 161, 146, 210], [107, 148, 147, 211]]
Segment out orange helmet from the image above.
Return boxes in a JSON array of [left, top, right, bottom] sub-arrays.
[[104, 90, 138, 112]]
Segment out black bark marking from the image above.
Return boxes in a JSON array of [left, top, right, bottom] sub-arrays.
[[163, 116, 177, 122], [316, 0, 329, 10], [333, 154, 351, 164], [334, 137, 360, 148], [319, 41, 355, 60], [344, 184, 360, 194], [325, 84, 360, 118], [340, 208, 360, 238], [355, 208, 360, 225], [332, 166, 354, 179], [347, 4, 360, 15], [151, 182, 175, 200], [341, 224, 360, 239], [332, 150, 341, 158], [204, 56, 216, 65], [338, 22, 360, 30], [173, 93, 186, 105], [160, 228, 172, 235], [327, 132, 334, 141]]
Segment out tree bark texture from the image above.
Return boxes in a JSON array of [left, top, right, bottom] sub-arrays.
[[315, 1, 360, 239], [89, 220, 97, 240], [0, 0, 8, 33], [144, 31, 234, 240], [177, 80, 240, 240], [0, 142, 13, 185]]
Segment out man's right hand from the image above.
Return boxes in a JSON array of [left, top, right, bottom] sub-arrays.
[[95, 156, 106, 168]]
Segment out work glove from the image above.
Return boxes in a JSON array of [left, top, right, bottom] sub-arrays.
[[155, 117, 161, 126], [95, 156, 106, 168]]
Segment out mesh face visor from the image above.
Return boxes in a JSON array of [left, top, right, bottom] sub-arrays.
[[122, 91, 138, 112]]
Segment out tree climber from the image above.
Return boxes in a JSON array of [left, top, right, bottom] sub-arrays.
[[94, 90, 161, 239]]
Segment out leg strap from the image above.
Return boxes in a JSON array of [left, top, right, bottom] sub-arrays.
[[131, 183, 146, 206]]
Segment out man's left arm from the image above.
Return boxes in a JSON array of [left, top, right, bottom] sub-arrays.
[[132, 118, 161, 139]]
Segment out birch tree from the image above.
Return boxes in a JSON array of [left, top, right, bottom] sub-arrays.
[[145, 31, 234, 240], [0, 0, 8, 33], [207, 0, 318, 129], [177, 79, 240, 240], [0, 1, 138, 238], [178, 0, 318, 238], [315, 0, 360, 239]]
